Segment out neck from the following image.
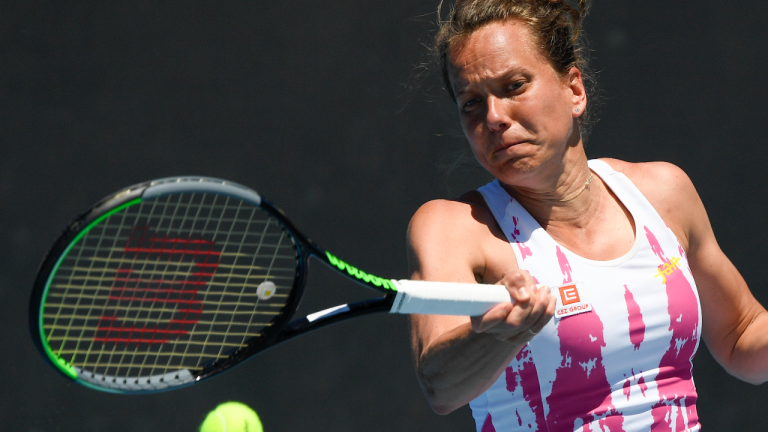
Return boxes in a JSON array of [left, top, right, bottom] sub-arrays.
[[510, 172, 593, 203], [501, 156, 598, 227]]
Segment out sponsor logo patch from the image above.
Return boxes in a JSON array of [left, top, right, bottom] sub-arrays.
[[554, 282, 592, 319], [559, 284, 581, 305], [654, 256, 681, 284]]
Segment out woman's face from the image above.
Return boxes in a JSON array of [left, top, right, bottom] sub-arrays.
[[448, 20, 585, 186]]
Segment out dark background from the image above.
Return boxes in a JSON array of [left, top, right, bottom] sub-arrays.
[[3, 1, 768, 431]]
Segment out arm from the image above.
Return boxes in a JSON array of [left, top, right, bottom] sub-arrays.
[[679, 178, 768, 384], [407, 197, 556, 414], [615, 160, 768, 384], [690, 223, 768, 384]]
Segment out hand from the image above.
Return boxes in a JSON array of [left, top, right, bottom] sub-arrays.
[[470, 270, 556, 343]]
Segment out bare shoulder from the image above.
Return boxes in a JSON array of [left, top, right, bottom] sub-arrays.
[[598, 158, 704, 249], [409, 191, 496, 236], [599, 158, 699, 205], [408, 191, 511, 284], [598, 158, 692, 189], [408, 192, 497, 260]]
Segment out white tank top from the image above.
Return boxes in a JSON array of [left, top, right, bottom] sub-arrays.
[[472, 159, 702, 432]]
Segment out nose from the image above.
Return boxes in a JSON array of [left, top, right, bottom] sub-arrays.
[[486, 96, 511, 132]]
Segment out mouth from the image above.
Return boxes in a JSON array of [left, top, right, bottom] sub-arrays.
[[492, 140, 527, 156]]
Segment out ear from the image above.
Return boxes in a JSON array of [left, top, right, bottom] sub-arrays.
[[568, 67, 587, 118]]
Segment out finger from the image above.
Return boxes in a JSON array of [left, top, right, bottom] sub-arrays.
[[504, 285, 552, 331], [526, 289, 558, 335], [471, 302, 513, 333], [513, 284, 531, 303], [531, 285, 552, 314], [501, 296, 536, 329], [522, 285, 549, 318], [501, 271, 536, 303]]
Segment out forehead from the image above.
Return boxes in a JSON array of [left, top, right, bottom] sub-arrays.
[[448, 20, 554, 90]]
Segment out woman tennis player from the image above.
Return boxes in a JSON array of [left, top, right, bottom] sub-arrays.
[[408, 1, 768, 430]]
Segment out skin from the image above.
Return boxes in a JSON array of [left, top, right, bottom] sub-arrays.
[[408, 20, 768, 415]]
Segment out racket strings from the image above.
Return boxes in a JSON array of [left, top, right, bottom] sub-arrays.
[[42, 191, 298, 384]]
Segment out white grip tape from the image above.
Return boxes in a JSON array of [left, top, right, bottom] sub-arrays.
[[389, 280, 512, 316]]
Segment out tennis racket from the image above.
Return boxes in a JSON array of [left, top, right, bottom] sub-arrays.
[[30, 177, 510, 394]]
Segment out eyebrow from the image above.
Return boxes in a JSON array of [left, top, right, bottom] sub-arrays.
[[451, 64, 530, 99]]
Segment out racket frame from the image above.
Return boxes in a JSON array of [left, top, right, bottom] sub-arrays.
[[29, 183, 149, 383], [29, 177, 398, 392]]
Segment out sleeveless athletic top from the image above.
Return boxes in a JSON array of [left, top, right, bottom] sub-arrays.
[[472, 159, 702, 432]]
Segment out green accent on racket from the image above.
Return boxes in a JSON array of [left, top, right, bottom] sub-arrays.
[[324, 251, 397, 291], [38, 198, 143, 381]]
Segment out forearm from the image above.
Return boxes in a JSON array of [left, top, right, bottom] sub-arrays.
[[414, 321, 525, 414]]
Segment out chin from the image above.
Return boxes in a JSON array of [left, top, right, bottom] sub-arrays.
[[496, 155, 538, 174], [486, 156, 549, 187]]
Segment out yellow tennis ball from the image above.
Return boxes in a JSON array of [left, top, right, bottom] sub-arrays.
[[200, 401, 263, 432]]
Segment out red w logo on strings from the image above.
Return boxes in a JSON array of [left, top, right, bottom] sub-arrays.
[[94, 226, 220, 344]]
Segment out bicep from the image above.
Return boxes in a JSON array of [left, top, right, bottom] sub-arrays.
[[689, 229, 764, 366], [681, 182, 766, 370], [406, 201, 483, 284], [406, 200, 485, 353]]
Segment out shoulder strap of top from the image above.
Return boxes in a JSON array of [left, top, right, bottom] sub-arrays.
[[476, 179, 509, 223], [587, 158, 617, 178], [477, 180, 543, 266], [477, 180, 523, 263], [588, 159, 668, 230]]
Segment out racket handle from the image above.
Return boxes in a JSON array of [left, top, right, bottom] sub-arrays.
[[389, 280, 512, 316]]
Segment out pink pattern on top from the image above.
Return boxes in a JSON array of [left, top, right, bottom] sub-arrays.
[[510, 216, 533, 260], [511, 216, 521, 240], [644, 226, 700, 431], [679, 244, 692, 273], [517, 242, 533, 261], [547, 248, 625, 432], [481, 413, 496, 432], [623, 369, 648, 401], [624, 285, 646, 350], [638, 375, 648, 396], [505, 345, 547, 431], [515, 241, 533, 260], [555, 246, 573, 284], [622, 379, 631, 401]]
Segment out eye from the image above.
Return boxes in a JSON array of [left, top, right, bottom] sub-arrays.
[[506, 81, 524, 93], [461, 97, 482, 113]]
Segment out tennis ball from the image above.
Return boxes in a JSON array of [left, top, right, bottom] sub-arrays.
[[200, 401, 263, 432]]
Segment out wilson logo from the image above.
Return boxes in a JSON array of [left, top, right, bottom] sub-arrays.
[[559, 284, 581, 305], [654, 256, 681, 284], [325, 251, 396, 291]]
